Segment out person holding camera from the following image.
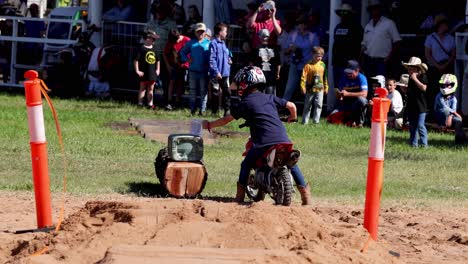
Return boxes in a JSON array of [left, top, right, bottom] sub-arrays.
[[282, 15, 319, 101], [246, 0, 282, 49]]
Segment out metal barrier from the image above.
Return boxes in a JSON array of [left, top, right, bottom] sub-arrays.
[[0, 16, 86, 88], [455, 32, 468, 114], [99, 20, 146, 93], [101, 20, 146, 64]]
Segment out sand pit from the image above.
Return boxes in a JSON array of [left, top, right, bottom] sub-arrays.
[[0, 191, 467, 263]]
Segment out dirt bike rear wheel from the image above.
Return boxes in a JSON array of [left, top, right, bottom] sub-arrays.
[[273, 168, 293, 206], [246, 170, 265, 202]]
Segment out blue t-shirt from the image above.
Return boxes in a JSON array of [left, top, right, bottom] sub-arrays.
[[338, 72, 368, 93], [231, 92, 290, 148], [180, 38, 210, 73]]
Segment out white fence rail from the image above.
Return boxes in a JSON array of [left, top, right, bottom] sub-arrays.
[[0, 16, 86, 88]]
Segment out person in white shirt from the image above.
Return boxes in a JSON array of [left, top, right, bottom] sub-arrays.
[[360, 2, 401, 78], [386, 77, 404, 129]]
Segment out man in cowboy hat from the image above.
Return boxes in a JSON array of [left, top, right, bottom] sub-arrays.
[[332, 3, 363, 85], [361, 0, 401, 78]]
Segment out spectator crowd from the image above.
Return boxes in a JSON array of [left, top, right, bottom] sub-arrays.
[[0, 0, 466, 146]]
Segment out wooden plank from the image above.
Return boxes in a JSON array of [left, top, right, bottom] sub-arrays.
[[128, 118, 217, 144], [99, 245, 297, 264]]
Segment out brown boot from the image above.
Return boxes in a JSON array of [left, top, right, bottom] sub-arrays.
[[235, 182, 246, 203], [297, 183, 312, 206]]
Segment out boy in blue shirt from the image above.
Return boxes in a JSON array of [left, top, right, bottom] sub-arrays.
[[202, 66, 312, 205], [209, 22, 232, 117], [180, 23, 211, 116]]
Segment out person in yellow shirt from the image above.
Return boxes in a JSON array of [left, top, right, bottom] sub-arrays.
[[300, 46, 328, 124]]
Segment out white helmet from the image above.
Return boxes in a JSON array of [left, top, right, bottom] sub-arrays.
[[233, 66, 266, 97], [439, 74, 458, 96]]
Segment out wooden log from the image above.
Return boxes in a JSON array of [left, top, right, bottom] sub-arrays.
[[99, 245, 297, 264], [164, 162, 207, 197]]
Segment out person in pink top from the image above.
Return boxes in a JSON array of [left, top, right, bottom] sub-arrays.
[[246, 0, 282, 48]]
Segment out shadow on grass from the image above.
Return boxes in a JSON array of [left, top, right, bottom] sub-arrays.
[[386, 134, 459, 149], [122, 181, 237, 203]]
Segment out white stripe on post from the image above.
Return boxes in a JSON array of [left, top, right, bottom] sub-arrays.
[[27, 105, 46, 143], [369, 122, 386, 159]]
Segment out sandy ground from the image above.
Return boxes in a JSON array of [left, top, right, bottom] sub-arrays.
[[0, 191, 466, 264]]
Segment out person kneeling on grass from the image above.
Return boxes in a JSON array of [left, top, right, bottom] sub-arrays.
[[433, 74, 466, 144], [329, 60, 368, 127], [201, 66, 312, 205]]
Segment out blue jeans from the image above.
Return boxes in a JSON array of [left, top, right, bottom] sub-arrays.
[[302, 91, 324, 124], [434, 111, 462, 128], [408, 112, 428, 147], [282, 64, 302, 101], [239, 145, 307, 187], [189, 71, 208, 113]]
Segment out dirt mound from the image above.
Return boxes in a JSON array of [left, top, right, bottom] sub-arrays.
[[0, 192, 467, 263], [0, 199, 394, 263]]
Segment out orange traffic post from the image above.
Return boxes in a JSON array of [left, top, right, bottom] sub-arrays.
[[24, 70, 53, 229], [363, 88, 391, 247]]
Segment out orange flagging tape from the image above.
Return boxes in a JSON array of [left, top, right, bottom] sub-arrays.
[[360, 235, 373, 253], [31, 246, 49, 257], [39, 80, 68, 232]]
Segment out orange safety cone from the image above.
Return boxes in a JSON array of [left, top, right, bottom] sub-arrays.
[[363, 87, 391, 248], [24, 70, 53, 229]]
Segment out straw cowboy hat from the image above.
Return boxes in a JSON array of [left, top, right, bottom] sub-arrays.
[[402, 57, 428, 73], [335, 3, 355, 16], [396, 74, 409, 87]]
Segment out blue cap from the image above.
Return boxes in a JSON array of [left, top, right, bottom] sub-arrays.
[[344, 60, 360, 73]]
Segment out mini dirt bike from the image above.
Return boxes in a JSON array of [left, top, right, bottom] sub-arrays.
[[243, 139, 301, 206]]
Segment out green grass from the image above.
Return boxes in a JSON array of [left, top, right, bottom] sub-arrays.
[[0, 93, 467, 206]]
